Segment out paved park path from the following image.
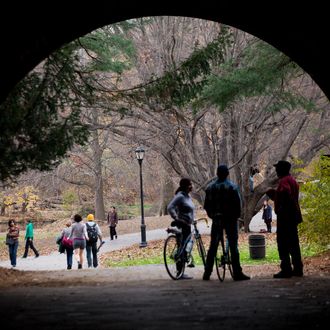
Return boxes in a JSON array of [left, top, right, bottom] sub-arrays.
[[0, 222, 211, 271]]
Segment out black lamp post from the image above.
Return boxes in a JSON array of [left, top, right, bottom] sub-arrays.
[[135, 147, 147, 247]]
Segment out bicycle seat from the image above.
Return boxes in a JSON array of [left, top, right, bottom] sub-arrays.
[[166, 227, 182, 235]]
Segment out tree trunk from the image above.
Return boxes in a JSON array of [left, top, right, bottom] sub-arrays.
[[158, 163, 175, 216], [91, 114, 106, 221]]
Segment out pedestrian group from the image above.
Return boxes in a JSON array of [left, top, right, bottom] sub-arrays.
[[5, 160, 304, 281]]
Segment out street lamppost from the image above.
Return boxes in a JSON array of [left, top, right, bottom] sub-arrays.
[[135, 147, 147, 247]]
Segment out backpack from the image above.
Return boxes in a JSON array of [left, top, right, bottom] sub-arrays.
[[86, 223, 98, 243]]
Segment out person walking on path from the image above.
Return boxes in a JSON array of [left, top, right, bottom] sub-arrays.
[[22, 219, 39, 258], [85, 214, 103, 268], [167, 178, 195, 279], [203, 164, 250, 281], [262, 199, 273, 233], [60, 221, 74, 270], [69, 214, 88, 269], [6, 219, 19, 267], [266, 160, 304, 278], [107, 206, 119, 240]]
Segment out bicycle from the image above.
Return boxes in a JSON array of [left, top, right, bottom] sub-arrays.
[[215, 218, 246, 281], [163, 217, 208, 280], [163, 217, 234, 281], [215, 226, 233, 281]]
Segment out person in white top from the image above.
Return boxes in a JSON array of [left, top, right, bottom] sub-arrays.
[[69, 214, 89, 269]]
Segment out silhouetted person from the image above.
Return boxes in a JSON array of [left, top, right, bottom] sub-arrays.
[[267, 160, 303, 278], [203, 165, 250, 281]]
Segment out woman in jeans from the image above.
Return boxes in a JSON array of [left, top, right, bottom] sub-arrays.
[[7, 219, 19, 268], [60, 221, 74, 269], [167, 178, 195, 279], [69, 214, 89, 269]]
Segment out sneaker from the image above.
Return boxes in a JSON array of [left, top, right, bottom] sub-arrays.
[[273, 271, 292, 279], [179, 274, 193, 280], [233, 273, 251, 281], [203, 272, 211, 281], [186, 255, 195, 268]]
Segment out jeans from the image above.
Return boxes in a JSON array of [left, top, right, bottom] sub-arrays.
[[8, 241, 18, 266], [86, 242, 98, 268], [174, 221, 191, 273], [65, 247, 73, 268], [205, 217, 242, 276]]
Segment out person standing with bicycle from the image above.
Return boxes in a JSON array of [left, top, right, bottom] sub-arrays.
[[203, 164, 250, 281], [167, 178, 195, 279]]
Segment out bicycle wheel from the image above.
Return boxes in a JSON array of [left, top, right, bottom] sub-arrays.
[[215, 240, 226, 282], [164, 235, 185, 280], [195, 237, 207, 266]]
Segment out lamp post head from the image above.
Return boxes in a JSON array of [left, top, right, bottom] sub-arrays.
[[135, 147, 145, 162]]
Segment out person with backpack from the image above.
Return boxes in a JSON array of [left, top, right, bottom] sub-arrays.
[[85, 214, 103, 268]]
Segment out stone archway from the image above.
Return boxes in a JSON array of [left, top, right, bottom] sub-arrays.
[[0, 2, 329, 103]]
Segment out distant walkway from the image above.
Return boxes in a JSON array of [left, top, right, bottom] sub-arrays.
[[0, 223, 210, 271], [249, 210, 277, 233]]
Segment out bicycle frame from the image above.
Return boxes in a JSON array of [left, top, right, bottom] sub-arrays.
[[164, 217, 209, 280], [215, 221, 234, 281]]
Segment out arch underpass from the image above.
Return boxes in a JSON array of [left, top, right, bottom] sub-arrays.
[[0, 2, 329, 104], [0, 4, 329, 330]]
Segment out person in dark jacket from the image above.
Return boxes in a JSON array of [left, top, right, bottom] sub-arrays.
[[22, 219, 39, 258], [107, 206, 119, 240], [203, 165, 250, 281], [267, 160, 303, 278], [262, 199, 273, 233]]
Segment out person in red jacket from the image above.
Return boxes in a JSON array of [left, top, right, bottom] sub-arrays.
[[267, 160, 303, 278]]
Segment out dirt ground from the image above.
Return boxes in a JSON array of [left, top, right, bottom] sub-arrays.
[[0, 262, 329, 330], [1, 215, 329, 330], [0, 250, 329, 330]]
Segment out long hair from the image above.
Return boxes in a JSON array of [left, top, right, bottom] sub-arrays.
[[175, 178, 192, 194]]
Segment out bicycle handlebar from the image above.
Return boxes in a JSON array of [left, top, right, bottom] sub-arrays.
[[193, 217, 209, 227]]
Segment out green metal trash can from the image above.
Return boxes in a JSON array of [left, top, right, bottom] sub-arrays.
[[249, 234, 266, 259]]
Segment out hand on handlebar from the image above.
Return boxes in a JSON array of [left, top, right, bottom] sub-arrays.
[[194, 217, 209, 227]]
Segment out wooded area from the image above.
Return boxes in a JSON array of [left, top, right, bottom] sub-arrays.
[[0, 17, 329, 232]]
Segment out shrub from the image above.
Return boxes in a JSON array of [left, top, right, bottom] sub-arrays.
[[300, 155, 330, 249]]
